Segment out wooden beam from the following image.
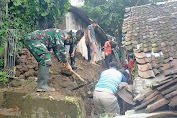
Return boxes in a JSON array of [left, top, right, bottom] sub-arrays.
[[164, 90, 177, 99], [113, 49, 122, 68], [157, 79, 177, 91], [145, 98, 169, 113], [161, 84, 177, 95], [169, 96, 177, 107], [142, 91, 159, 103], [134, 96, 158, 111]]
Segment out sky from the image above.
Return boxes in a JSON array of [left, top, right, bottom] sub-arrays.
[[70, 0, 84, 7]]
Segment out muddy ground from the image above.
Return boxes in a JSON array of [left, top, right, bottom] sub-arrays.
[[49, 52, 106, 117], [8, 51, 106, 117]]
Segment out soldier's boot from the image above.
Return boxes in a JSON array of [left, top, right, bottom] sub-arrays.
[[37, 64, 55, 92], [71, 56, 77, 69]]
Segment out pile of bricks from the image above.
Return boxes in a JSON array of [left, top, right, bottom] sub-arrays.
[[134, 69, 177, 112], [15, 48, 38, 79]]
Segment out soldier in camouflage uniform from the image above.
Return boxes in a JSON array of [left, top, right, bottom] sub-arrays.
[[64, 30, 84, 69], [24, 28, 83, 91]]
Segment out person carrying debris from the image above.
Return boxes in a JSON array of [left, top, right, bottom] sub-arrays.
[[64, 30, 84, 69], [24, 28, 83, 92], [104, 38, 112, 68], [87, 20, 98, 65], [93, 61, 126, 115]]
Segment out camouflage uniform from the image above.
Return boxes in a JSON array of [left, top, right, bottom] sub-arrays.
[[24, 28, 68, 67]]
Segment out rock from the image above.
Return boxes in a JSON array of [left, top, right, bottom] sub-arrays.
[[26, 65, 36, 69], [27, 77, 37, 82], [11, 79, 26, 87], [15, 71, 21, 77], [15, 65, 22, 69], [23, 67, 29, 73], [20, 55, 28, 59], [24, 69, 36, 78], [19, 75, 25, 79]]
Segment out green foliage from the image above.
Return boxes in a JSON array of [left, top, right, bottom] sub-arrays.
[[0, 0, 70, 69], [0, 72, 9, 83], [132, 64, 139, 79]]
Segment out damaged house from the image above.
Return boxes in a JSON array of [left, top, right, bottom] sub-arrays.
[[56, 6, 108, 61], [121, 0, 177, 114], [122, 1, 177, 79]]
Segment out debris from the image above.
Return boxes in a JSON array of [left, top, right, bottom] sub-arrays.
[[134, 70, 177, 113]]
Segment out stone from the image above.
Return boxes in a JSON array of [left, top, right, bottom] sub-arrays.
[[27, 77, 37, 82], [24, 69, 35, 78], [0, 91, 4, 108], [16, 65, 22, 69], [15, 71, 21, 77], [11, 79, 26, 87], [19, 75, 25, 79]]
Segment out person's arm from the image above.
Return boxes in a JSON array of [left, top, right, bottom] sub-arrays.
[[104, 42, 108, 56], [121, 74, 126, 82], [53, 31, 72, 71], [88, 30, 92, 43], [71, 46, 76, 57]]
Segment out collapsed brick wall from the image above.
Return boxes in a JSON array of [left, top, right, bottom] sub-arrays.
[[15, 48, 38, 79]]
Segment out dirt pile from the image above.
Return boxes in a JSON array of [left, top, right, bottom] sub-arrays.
[[15, 49, 38, 78], [14, 48, 106, 117]]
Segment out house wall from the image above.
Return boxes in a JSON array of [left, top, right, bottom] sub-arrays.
[[58, 12, 103, 62]]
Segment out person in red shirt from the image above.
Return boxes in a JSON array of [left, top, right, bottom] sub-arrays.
[[104, 38, 112, 68], [128, 55, 134, 80]]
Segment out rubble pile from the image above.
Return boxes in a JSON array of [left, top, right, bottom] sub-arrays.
[[122, 1, 177, 79], [15, 48, 38, 79], [134, 69, 177, 112]]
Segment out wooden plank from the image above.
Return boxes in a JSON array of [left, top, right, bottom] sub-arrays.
[[169, 96, 177, 107], [165, 69, 177, 77], [113, 49, 122, 68], [161, 84, 177, 95], [145, 98, 169, 113], [157, 79, 177, 91], [135, 89, 153, 103], [142, 91, 159, 103], [134, 96, 158, 111], [164, 90, 177, 99]]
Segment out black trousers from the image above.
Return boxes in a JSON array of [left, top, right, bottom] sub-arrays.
[[87, 44, 91, 61], [69, 46, 75, 66], [105, 54, 112, 68]]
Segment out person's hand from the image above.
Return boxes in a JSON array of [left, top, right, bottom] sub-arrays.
[[105, 52, 108, 56], [71, 52, 74, 57], [65, 61, 72, 72], [62, 63, 66, 68]]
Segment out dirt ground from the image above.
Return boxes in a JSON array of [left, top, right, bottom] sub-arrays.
[[4, 51, 106, 117], [49, 52, 106, 117]]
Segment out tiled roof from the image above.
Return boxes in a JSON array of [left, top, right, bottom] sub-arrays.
[[122, 1, 177, 79]]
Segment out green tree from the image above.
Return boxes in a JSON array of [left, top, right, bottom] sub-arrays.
[[0, 0, 70, 67], [82, 0, 168, 40]]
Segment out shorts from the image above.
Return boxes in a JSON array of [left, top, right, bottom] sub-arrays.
[[90, 42, 97, 53]]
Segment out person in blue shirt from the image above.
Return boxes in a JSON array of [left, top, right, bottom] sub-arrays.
[[93, 61, 126, 115]]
